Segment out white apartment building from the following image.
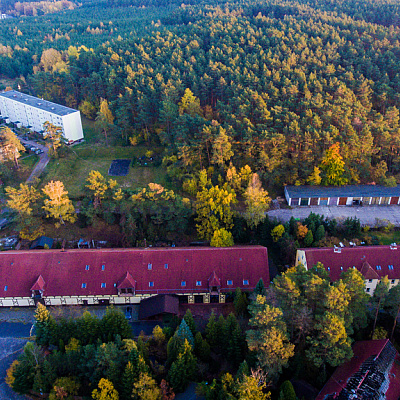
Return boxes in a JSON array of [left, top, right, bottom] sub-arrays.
[[0, 90, 84, 142]]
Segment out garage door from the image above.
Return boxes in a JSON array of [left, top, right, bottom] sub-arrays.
[[320, 197, 328, 206], [390, 197, 399, 205], [363, 197, 371, 205], [310, 198, 318, 206], [329, 197, 338, 206], [381, 197, 390, 205], [300, 198, 309, 206], [291, 198, 299, 206], [371, 197, 380, 205], [338, 197, 347, 205]]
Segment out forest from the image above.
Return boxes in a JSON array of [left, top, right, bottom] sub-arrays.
[[7, 263, 400, 399], [2, 0, 400, 191]]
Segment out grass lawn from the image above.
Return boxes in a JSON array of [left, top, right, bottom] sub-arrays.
[[41, 144, 168, 198], [369, 230, 400, 245]]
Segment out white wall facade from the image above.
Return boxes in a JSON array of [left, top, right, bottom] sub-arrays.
[[0, 93, 84, 142]]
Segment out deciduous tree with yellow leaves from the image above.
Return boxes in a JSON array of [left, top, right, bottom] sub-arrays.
[[195, 170, 236, 241], [0, 126, 25, 169], [42, 180, 76, 227], [43, 122, 63, 157]]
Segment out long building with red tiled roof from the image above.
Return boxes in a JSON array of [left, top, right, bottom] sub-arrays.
[[0, 246, 269, 307], [295, 245, 400, 294], [316, 339, 400, 400]]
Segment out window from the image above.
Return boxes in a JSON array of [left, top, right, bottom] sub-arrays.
[[181, 281, 186, 287], [164, 263, 168, 269], [85, 265, 89, 270], [101, 283, 106, 288], [392, 279, 396, 284], [388, 265, 394, 270], [243, 279, 249, 285], [369, 279, 373, 283], [366, 288, 370, 293], [340, 266, 343, 270], [196, 281, 202, 286], [327, 267, 330, 271], [227, 280, 233, 285], [82, 283, 87, 288], [102, 265, 105, 271], [376, 265, 382, 270], [149, 281, 154, 287], [4, 285, 7, 291], [148, 263, 152, 270]]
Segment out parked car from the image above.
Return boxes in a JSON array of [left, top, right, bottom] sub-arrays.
[[35, 149, 43, 155]]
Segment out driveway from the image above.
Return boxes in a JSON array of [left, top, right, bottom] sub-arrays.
[[267, 205, 400, 227], [18, 137, 49, 183]]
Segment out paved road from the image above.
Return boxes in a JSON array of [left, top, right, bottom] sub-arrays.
[[0, 323, 31, 400], [267, 205, 400, 227], [18, 137, 49, 183]]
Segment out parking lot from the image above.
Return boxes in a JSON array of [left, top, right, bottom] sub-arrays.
[[268, 205, 400, 227]]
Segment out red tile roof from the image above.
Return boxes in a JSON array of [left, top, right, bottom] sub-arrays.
[[316, 340, 400, 400], [300, 245, 400, 281], [0, 246, 269, 299]]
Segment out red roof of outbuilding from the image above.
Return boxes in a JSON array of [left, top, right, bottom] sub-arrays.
[[300, 245, 400, 281], [0, 246, 269, 298], [316, 340, 400, 400]]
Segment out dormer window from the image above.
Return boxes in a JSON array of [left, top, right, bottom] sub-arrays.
[[243, 279, 249, 285], [181, 281, 186, 287], [388, 265, 394, 270], [196, 281, 201, 286], [101, 283, 106, 288], [149, 281, 154, 287], [82, 283, 87, 288], [165, 263, 168, 269], [148, 263, 152, 270], [227, 280, 233, 285], [102, 265, 105, 271], [4, 285, 7, 291], [376, 265, 382, 271], [85, 265, 89, 270]]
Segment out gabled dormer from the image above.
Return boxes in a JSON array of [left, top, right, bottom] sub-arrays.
[[208, 271, 221, 294], [361, 261, 380, 280], [30, 275, 45, 299], [117, 272, 136, 296]]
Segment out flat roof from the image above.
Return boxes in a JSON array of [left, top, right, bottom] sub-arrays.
[[285, 184, 400, 198], [0, 90, 78, 117]]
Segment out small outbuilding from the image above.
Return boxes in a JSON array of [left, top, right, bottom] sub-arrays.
[[285, 184, 400, 207], [138, 294, 179, 320]]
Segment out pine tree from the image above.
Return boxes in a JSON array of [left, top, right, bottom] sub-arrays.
[[121, 361, 137, 400], [34, 303, 55, 346], [205, 312, 218, 348], [279, 381, 296, 400], [176, 319, 194, 348], [183, 309, 196, 337], [234, 288, 248, 318], [254, 279, 265, 296], [167, 340, 197, 393]]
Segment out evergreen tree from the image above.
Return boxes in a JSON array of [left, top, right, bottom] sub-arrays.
[[183, 309, 196, 337], [176, 319, 194, 348], [279, 381, 296, 400], [167, 340, 197, 393]]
